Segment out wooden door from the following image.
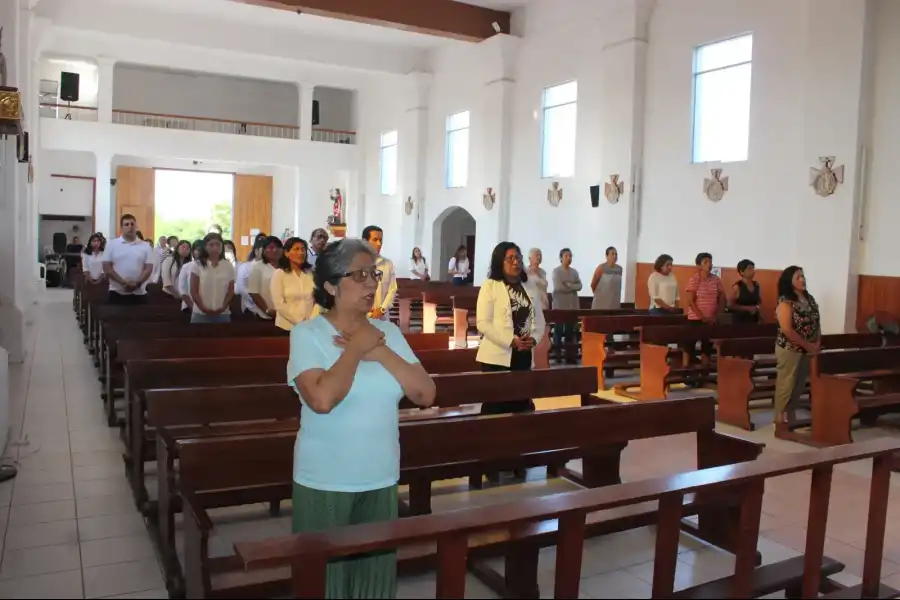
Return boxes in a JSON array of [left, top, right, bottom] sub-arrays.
[[233, 174, 273, 258], [115, 166, 156, 240]]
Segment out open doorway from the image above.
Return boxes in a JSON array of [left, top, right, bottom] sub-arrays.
[[154, 170, 234, 244], [432, 206, 476, 281]]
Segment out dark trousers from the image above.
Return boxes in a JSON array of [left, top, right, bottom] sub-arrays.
[[679, 319, 714, 359], [108, 291, 147, 306], [479, 349, 535, 414], [553, 324, 576, 362], [452, 278, 468, 287]]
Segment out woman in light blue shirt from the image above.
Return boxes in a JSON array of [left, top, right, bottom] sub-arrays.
[[288, 238, 435, 599]]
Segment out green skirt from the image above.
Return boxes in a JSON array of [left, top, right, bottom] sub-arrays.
[[292, 482, 398, 599]]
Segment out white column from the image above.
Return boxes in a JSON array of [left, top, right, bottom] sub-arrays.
[[298, 82, 315, 141], [598, 1, 652, 303], [0, 0, 25, 364], [796, 0, 871, 333], [97, 56, 116, 123], [476, 34, 518, 272], [399, 72, 431, 265], [95, 153, 113, 237]]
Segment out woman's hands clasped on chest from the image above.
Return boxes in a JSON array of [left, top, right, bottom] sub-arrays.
[[333, 322, 387, 361]]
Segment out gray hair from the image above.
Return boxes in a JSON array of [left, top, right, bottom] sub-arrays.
[[312, 238, 377, 309], [528, 247, 542, 259]]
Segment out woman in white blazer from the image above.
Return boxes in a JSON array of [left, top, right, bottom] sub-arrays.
[[475, 241, 546, 416]]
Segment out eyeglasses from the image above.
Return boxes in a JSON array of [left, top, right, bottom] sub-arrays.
[[504, 255, 523, 264], [342, 268, 383, 283]]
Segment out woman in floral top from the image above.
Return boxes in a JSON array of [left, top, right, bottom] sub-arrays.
[[774, 265, 821, 426]]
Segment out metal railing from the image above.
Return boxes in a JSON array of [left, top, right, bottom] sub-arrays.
[[111, 109, 301, 140], [40, 103, 357, 145], [312, 128, 357, 145], [40, 103, 98, 122]]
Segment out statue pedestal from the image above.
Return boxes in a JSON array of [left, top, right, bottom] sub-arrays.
[[327, 223, 347, 238]]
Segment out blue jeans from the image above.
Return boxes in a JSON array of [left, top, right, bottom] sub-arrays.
[[452, 278, 468, 286], [191, 312, 231, 324]]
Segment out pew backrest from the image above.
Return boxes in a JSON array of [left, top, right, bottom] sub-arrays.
[[429, 366, 598, 407], [178, 396, 719, 494], [639, 322, 777, 345], [580, 313, 685, 334]]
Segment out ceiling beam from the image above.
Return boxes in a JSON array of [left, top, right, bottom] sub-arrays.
[[231, 0, 512, 42]]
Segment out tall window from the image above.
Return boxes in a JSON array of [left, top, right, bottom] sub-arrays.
[[380, 130, 398, 195], [541, 81, 578, 178], [692, 34, 753, 163], [445, 111, 470, 188]]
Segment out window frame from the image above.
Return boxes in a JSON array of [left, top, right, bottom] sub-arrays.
[[379, 130, 398, 196], [690, 33, 753, 164], [445, 110, 470, 189], [540, 80, 578, 179]]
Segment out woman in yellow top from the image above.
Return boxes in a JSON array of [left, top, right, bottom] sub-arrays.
[[270, 237, 318, 331]]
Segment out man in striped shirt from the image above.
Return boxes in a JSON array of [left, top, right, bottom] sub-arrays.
[[683, 252, 725, 363]]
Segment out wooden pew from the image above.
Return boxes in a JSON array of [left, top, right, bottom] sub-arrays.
[[422, 287, 480, 334], [716, 333, 894, 431], [124, 346, 477, 508], [232, 438, 900, 600], [621, 322, 777, 400], [150, 365, 600, 593], [101, 322, 288, 426], [786, 345, 900, 446], [178, 396, 764, 599], [580, 313, 686, 390]]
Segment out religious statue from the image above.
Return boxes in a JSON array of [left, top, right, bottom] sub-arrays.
[[328, 188, 345, 225], [282, 228, 294, 241], [0, 28, 7, 88], [810, 156, 844, 197], [703, 168, 729, 202], [604, 174, 624, 204]]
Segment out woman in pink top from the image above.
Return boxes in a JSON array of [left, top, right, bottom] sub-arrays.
[[681, 252, 724, 368]]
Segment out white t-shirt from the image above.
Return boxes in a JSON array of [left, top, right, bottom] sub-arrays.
[[82, 253, 105, 281], [248, 261, 276, 319], [409, 258, 428, 280], [190, 260, 236, 315], [449, 257, 470, 279], [102, 237, 155, 295], [177, 260, 194, 310]]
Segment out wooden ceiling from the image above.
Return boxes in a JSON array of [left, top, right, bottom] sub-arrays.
[[230, 0, 511, 42]]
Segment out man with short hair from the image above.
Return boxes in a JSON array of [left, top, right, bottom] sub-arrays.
[[362, 225, 396, 321], [308, 228, 329, 268], [102, 214, 155, 305]]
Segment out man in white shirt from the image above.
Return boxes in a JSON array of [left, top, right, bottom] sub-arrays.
[[102, 213, 155, 305], [308, 228, 328, 268], [362, 225, 396, 321]]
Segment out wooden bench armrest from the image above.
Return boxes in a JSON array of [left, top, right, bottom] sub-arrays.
[[182, 488, 214, 533], [697, 430, 765, 469]]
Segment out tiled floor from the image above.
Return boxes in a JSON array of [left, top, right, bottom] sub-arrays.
[[2, 289, 900, 598]]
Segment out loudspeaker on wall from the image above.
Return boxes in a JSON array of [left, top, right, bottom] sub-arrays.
[[589, 185, 600, 207], [312, 100, 320, 126], [60, 72, 80, 102]]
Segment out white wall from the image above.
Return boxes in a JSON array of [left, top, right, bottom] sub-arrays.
[[640, 0, 869, 332], [113, 65, 299, 126], [640, 0, 806, 270], [40, 175, 93, 216], [313, 87, 356, 132], [859, 0, 900, 276]]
